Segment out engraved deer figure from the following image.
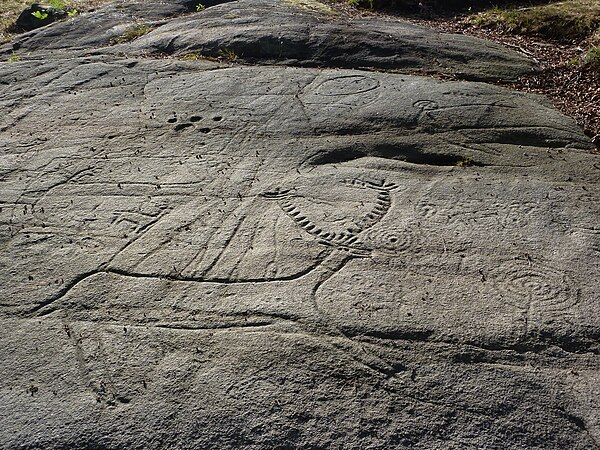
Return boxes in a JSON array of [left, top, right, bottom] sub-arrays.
[[30, 178, 400, 338]]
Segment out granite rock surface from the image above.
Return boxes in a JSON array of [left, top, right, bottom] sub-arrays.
[[0, 1, 599, 449], [3, 0, 535, 81]]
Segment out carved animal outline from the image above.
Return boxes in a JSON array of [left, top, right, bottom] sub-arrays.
[[28, 177, 406, 333]]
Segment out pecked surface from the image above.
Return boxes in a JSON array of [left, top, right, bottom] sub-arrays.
[[0, 2, 599, 449]]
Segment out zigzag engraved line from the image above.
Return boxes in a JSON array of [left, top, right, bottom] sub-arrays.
[[352, 189, 392, 234], [268, 178, 395, 255], [341, 178, 398, 191]]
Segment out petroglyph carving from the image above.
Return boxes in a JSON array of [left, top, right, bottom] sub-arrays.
[[262, 177, 402, 257], [301, 75, 382, 108], [491, 259, 578, 330], [315, 75, 381, 96]]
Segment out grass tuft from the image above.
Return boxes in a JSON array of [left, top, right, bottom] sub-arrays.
[[582, 46, 600, 71], [7, 51, 21, 62], [180, 51, 202, 61], [455, 156, 474, 167], [178, 48, 239, 62], [217, 48, 238, 61], [283, 0, 338, 15]]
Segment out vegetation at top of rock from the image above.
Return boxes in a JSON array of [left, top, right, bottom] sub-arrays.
[[15, 4, 68, 31], [465, 1, 600, 80], [336, 0, 598, 136], [283, 0, 338, 15], [46, 0, 73, 9], [468, 0, 599, 42], [455, 155, 475, 167], [342, 0, 599, 45], [30, 10, 49, 20], [7, 51, 21, 62], [1, 0, 103, 42], [342, 0, 554, 13]]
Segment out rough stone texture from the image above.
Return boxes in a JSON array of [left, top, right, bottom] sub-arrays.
[[120, 0, 535, 81], [0, 1, 599, 449], [5, 0, 201, 53], [2, 0, 535, 81]]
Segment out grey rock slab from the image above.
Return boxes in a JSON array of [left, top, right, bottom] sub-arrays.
[[4, 0, 234, 55], [0, 57, 599, 448], [2, 0, 536, 81], [122, 0, 536, 81]]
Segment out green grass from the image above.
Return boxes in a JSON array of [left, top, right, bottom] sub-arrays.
[[180, 51, 202, 61], [346, 0, 373, 9], [7, 51, 21, 62], [217, 48, 238, 61], [455, 155, 475, 167], [343, 0, 423, 11], [469, 0, 600, 42], [283, 0, 338, 15], [589, 28, 600, 45]]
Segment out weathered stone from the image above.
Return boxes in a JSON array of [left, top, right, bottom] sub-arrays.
[[121, 0, 536, 81], [3, 0, 535, 81], [0, 1, 598, 448], [6, 0, 198, 53]]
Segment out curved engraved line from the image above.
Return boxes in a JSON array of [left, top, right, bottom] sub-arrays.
[[26, 254, 333, 317], [25, 269, 102, 316], [315, 75, 381, 96]]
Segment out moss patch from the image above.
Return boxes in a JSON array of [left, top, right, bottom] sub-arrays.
[[583, 46, 600, 71], [178, 48, 239, 62], [282, 0, 338, 16], [469, 0, 600, 42], [112, 23, 154, 44]]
